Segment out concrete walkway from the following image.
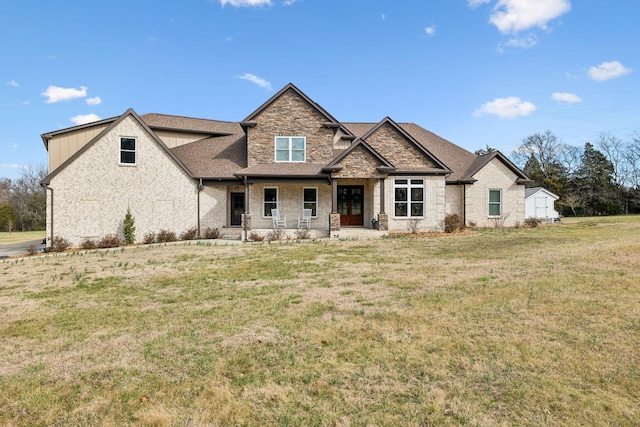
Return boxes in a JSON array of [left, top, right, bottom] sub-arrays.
[[0, 239, 45, 258]]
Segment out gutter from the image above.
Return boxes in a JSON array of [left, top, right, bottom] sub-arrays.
[[197, 179, 204, 237]]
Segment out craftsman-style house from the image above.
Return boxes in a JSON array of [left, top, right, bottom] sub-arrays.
[[41, 83, 529, 246]]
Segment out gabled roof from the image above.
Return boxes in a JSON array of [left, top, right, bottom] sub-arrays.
[[242, 83, 341, 125], [172, 134, 246, 180], [41, 116, 119, 150], [140, 113, 240, 135], [41, 109, 194, 185], [461, 151, 530, 184], [324, 138, 395, 172], [525, 187, 559, 199]]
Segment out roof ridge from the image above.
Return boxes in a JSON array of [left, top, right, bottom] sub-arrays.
[[141, 112, 237, 124]]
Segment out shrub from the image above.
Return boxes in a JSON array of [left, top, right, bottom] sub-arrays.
[[143, 231, 156, 244], [203, 227, 220, 239], [295, 227, 311, 240], [27, 244, 39, 256], [524, 217, 542, 228], [156, 229, 177, 243], [180, 227, 198, 240], [444, 213, 463, 233], [406, 218, 422, 234], [248, 231, 264, 242], [80, 239, 97, 249], [266, 228, 285, 241], [51, 236, 70, 252], [98, 234, 121, 248], [122, 208, 136, 245]]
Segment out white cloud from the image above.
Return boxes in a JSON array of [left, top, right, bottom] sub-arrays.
[[219, 0, 272, 7], [504, 34, 537, 49], [473, 96, 536, 118], [552, 92, 582, 103], [86, 96, 102, 106], [42, 85, 87, 103], [237, 73, 272, 90], [488, 0, 571, 34], [6, 80, 19, 87], [283, 0, 299, 5], [588, 61, 632, 81], [468, 0, 491, 7], [425, 25, 436, 36], [71, 114, 101, 125], [1, 164, 23, 169]]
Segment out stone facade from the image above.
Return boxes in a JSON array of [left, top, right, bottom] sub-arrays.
[[333, 145, 387, 179], [247, 90, 335, 167], [365, 123, 436, 169], [46, 116, 198, 247]]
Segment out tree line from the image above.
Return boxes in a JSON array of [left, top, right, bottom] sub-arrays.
[[509, 130, 640, 216], [0, 165, 47, 232]]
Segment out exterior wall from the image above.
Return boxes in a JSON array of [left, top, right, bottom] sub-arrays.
[[465, 159, 525, 227], [200, 185, 228, 229], [525, 191, 560, 220], [154, 130, 212, 149], [46, 116, 198, 247], [333, 146, 386, 179], [248, 182, 333, 230], [365, 123, 436, 169], [445, 184, 464, 219], [246, 90, 335, 167], [48, 124, 108, 172], [384, 175, 446, 232]]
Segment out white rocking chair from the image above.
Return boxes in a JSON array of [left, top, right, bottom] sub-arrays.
[[297, 208, 312, 229], [271, 209, 286, 229]]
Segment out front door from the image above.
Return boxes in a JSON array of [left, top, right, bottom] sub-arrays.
[[338, 186, 364, 226], [230, 193, 244, 226]]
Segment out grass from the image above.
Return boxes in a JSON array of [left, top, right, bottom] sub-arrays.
[[0, 230, 45, 245], [1, 216, 639, 426]]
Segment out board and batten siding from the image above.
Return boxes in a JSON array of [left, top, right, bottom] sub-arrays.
[[47, 125, 108, 173]]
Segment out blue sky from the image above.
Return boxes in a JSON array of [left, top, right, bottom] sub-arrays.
[[1, 0, 638, 180]]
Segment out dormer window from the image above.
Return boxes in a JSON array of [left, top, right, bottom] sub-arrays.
[[275, 136, 305, 162]]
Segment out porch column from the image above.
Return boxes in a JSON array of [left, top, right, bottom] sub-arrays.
[[243, 178, 251, 242], [330, 178, 340, 232], [378, 178, 388, 231], [379, 178, 385, 214]]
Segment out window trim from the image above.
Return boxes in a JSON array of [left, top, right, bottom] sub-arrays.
[[275, 136, 306, 163], [488, 189, 502, 217], [263, 187, 278, 218], [119, 137, 137, 166], [393, 178, 425, 218], [303, 187, 318, 218]]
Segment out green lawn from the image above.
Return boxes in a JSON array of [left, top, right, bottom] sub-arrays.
[[0, 230, 45, 245], [1, 217, 639, 426]]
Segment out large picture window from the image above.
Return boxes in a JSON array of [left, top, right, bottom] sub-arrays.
[[394, 179, 424, 217], [264, 188, 278, 217], [488, 189, 502, 216], [303, 188, 318, 217], [275, 136, 306, 162], [120, 137, 137, 165]]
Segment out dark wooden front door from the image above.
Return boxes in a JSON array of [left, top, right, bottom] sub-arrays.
[[338, 186, 364, 226], [230, 193, 244, 226]]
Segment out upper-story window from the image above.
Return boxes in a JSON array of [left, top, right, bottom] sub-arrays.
[[275, 136, 306, 162], [120, 137, 137, 165]]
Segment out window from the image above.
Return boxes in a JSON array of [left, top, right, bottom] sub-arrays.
[[303, 188, 318, 217], [264, 188, 278, 217], [275, 136, 305, 162], [488, 189, 502, 216], [394, 179, 424, 217], [120, 137, 137, 165]]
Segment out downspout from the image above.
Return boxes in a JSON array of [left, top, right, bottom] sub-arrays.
[[197, 179, 204, 238], [243, 176, 249, 243], [462, 184, 467, 226], [45, 185, 53, 247]]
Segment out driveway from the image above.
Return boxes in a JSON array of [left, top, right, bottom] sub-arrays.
[[0, 239, 45, 258]]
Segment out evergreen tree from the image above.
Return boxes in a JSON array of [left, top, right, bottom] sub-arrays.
[[122, 208, 136, 245]]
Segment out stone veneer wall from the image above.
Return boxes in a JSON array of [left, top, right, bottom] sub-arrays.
[[246, 90, 335, 167], [464, 159, 525, 227], [333, 145, 387, 179], [365, 123, 436, 169], [46, 116, 199, 247]]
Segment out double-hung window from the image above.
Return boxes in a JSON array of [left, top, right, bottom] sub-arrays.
[[275, 136, 305, 162], [264, 188, 278, 217], [488, 189, 502, 216], [120, 137, 137, 165], [303, 188, 318, 217], [394, 179, 424, 217]]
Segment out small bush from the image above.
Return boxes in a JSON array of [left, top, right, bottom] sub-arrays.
[[524, 217, 542, 228], [295, 227, 311, 240], [51, 236, 71, 252], [203, 227, 220, 239], [266, 228, 285, 241], [248, 231, 264, 242], [80, 239, 97, 249], [157, 229, 177, 243], [98, 234, 121, 248], [180, 227, 198, 240], [444, 213, 463, 233], [27, 244, 39, 256], [143, 231, 156, 244]]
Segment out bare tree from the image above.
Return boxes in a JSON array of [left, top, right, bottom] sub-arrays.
[[628, 131, 640, 189], [9, 164, 47, 231], [597, 132, 630, 187], [512, 131, 569, 180]]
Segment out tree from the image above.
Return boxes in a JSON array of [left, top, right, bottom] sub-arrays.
[[597, 132, 630, 188], [572, 142, 617, 215], [474, 145, 496, 156], [122, 208, 136, 245], [0, 203, 17, 232], [8, 164, 47, 231], [512, 131, 569, 195]]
